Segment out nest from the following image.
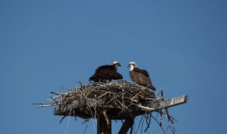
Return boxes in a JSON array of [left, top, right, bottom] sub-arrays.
[[36, 80, 178, 134]]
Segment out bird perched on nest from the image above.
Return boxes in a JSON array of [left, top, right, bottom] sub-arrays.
[[128, 62, 156, 91], [89, 61, 123, 82]]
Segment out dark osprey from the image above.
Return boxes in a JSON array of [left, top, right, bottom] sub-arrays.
[[89, 61, 123, 82], [128, 62, 156, 91]]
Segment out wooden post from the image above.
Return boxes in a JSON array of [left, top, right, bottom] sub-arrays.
[[118, 117, 134, 134], [97, 116, 111, 134]]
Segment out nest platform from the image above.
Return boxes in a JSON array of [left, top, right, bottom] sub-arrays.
[[36, 80, 188, 134]]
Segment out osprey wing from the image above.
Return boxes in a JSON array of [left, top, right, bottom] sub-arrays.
[[90, 65, 122, 82], [129, 67, 156, 91]]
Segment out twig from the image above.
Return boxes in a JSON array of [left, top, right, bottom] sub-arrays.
[[103, 110, 110, 125], [136, 104, 155, 111], [151, 114, 166, 134], [82, 119, 89, 134], [60, 116, 67, 124], [78, 81, 83, 88], [51, 91, 68, 96]]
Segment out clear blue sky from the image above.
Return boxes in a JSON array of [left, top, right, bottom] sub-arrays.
[[1, 0, 227, 134]]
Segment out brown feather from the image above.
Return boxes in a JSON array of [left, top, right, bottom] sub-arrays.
[[129, 67, 156, 91], [90, 65, 123, 82]]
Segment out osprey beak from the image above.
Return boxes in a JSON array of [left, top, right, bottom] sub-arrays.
[[127, 64, 130, 68], [118, 63, 121, 67]]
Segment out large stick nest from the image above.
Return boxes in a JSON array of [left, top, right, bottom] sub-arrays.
[[36, 80, 178, 134], [43, 80, 157, 118]]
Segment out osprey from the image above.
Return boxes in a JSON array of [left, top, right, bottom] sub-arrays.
[[128, 62, 156, 91], [89, 61, 123, 82]]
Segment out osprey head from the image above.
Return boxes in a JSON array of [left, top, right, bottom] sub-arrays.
[[111, 61, 121, 67], [128, 62, 137, 71]]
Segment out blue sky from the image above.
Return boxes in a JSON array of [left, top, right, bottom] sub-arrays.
[[1, 0, 227, 134]]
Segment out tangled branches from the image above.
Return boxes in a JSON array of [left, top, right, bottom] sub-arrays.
[[36, 80, 179, 134]]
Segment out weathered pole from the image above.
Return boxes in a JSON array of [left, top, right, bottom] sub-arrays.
[[118, 117, 135, 134], [98, 116, 134, 134], [97, 116, 111, 134]]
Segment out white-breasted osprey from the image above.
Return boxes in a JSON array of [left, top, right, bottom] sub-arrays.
[[128, 62, 156, 91], [89, 61, 123, 82]]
